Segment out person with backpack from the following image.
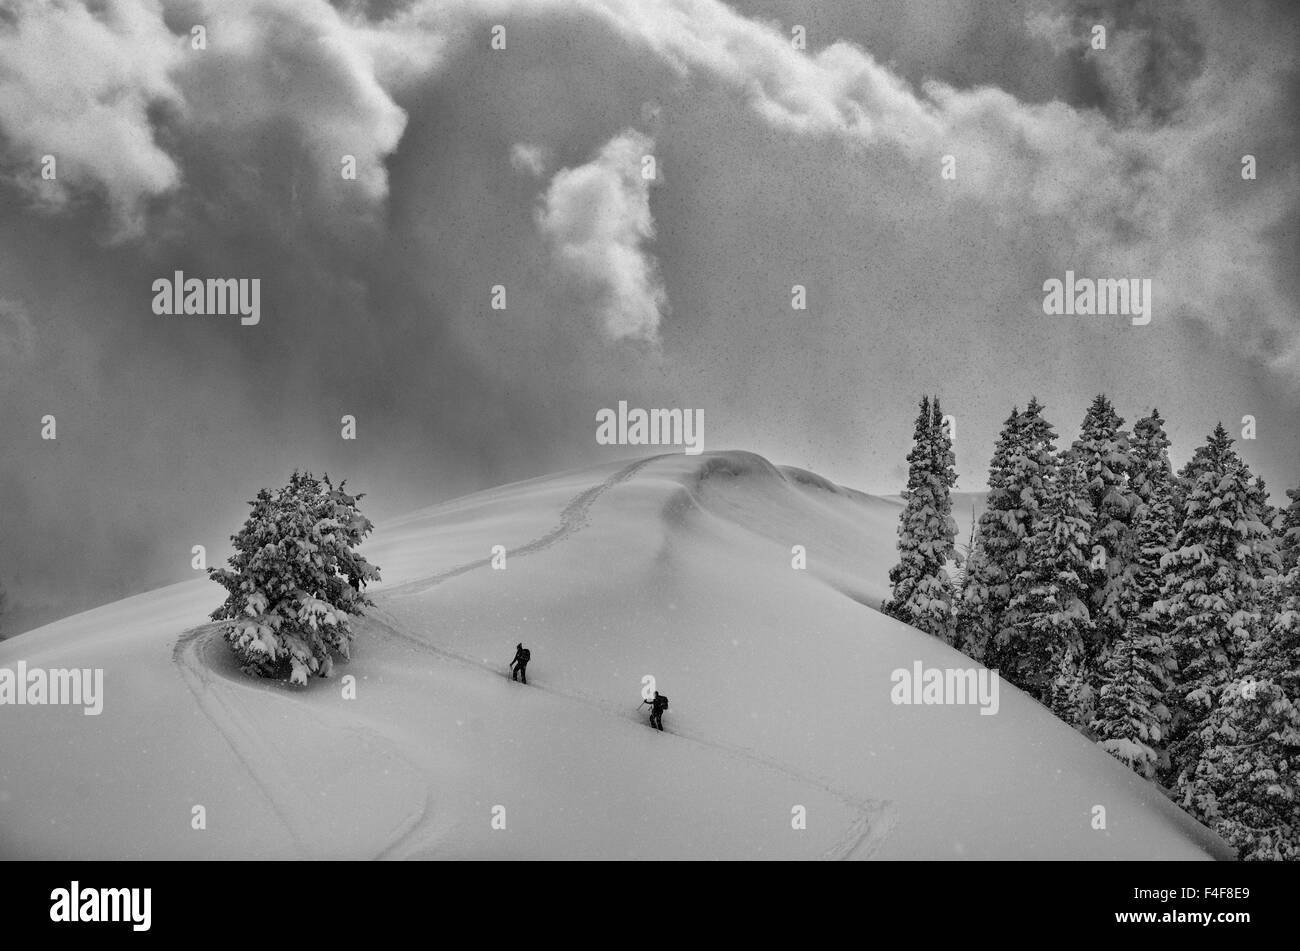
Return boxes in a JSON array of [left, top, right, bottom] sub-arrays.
[[643, 691, 668, 730], [511, 643, 531, 684]]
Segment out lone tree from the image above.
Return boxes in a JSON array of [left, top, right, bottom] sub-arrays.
[[209, 471, 381, 684], [882, 395, 958, 642]]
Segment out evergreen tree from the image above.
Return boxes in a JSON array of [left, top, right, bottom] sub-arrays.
[[1004, 456, 1091, 702], [1158, 424, 1279, 791], [1125, 411, 1178, 645], [883, 395, 958, 641], [958, 407, 1023, 662], [1184, 485, 1300, 858], [1050, 645, 1089, 727], [1129, 409, 1174, 506], [1091, 484, 1176, 777], [1174, 436, 1219, 530], [1282, 486, 1300, 576], [1065, 395, 1137, 677], [979, 397, 1061, 675], [209, 471, 382, 684], [1090, 410, 1179, 776]]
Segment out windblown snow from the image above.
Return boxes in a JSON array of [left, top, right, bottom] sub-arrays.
[[0, 451, 1230, 859]]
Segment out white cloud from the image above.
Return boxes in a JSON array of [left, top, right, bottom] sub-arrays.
[[510, 143, 549, 177], [0, 0, 434, 237], [0, 0, 183, 239], [0, 0, 1293, 369], [176, 0, 421, 213], [536, 129, 666, 343]]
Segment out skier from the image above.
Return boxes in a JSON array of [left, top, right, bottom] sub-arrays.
[[643, 691, 669, 731], [510, 643, 531, 684]]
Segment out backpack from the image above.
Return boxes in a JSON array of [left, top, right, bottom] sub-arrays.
[[520, 648, 531, 664], [658, 695, 668, 710]]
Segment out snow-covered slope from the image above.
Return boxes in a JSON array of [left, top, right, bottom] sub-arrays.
[[0, 451, 1230, 859]]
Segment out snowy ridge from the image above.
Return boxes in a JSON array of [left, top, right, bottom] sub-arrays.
[[0, 451, 1231, 859]]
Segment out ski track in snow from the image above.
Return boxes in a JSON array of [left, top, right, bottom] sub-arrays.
[[364, 605, 895, 860], [172, 626, 433, 859], [171, 454, 895, 859], [172, 627, 318, 857], [379, 455, 662, 598]]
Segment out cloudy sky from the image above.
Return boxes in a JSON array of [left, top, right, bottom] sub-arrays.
[[1, 0, 1297, 628]]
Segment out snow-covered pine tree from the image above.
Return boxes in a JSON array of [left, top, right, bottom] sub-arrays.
[[957, 406, 1023, 662], [1157, 424, 1279, 791], [1126, 410, 1178, 649], [1129, 409, 1174, 507], [1183, 482, 1300, 859], [1065, 395, 1137, 683], [1174, 435, 1219, 531], [928, 396, 960, 639], [1049, 645, 1089, 726], [1090, 481, 1177, 777], [1089, 409, 1179, 776], [1004, 453, 1091, 704], [883, 395, 958, 641], [1091, 619, 1171, 779], [882, 395, 933, 626], [209, 471, 382, 684], [980, 397, 1060, 677], [1282, 485, 1300, 576]]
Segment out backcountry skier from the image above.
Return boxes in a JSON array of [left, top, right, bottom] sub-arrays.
[[643, 691, 668, 730], [511, 643, 531, 684]]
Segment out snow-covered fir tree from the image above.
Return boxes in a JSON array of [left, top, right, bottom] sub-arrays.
[[1091, 619, 1172, 779], [1004, 454, 1091, 703], [1184, 483, 1300, 859], [1049, 645, 1089, 727], [1089, 409, 1179, 776], [1064, 395, 1137, 682], [1090, 484, 1177, 778], [1129, 409, 1175, 506], [1282, 485, 1300, 576], [209, 471, 382, 684], [883, 395, 958, 642], [958, 407, 1023, 662], [1157, 424, 1279, 791], [1126, 411, 1179, 641], [976, 397, 1060, 676]]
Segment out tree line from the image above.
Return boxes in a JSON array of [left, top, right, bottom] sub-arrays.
[[883, 394, 1299, 860]]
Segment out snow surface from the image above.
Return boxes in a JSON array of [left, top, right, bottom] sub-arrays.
[[0, 451, 1231, 859]]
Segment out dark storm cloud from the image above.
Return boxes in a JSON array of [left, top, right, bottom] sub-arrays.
[[1027, 0, 1208, 123], [0, 0, 1296, 630]]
